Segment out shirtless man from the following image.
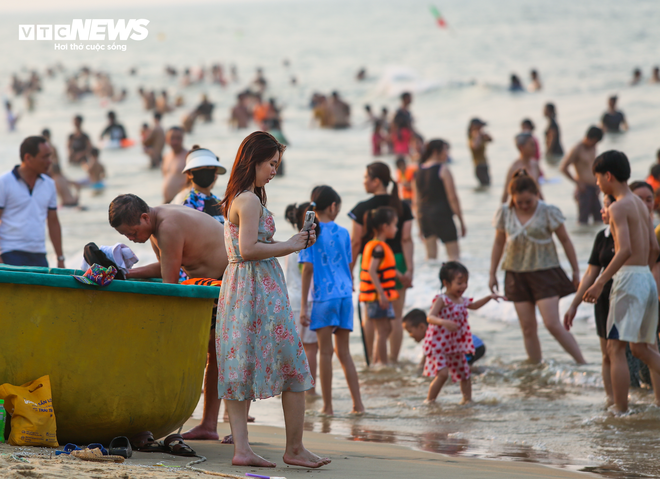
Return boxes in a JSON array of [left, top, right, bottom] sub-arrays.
[[50, 164, 81, 207], [162, 127, 189, 204], [328, 91, 350, 129], [230, 93, 250, 129], [109, 193, 227, 281], [581, 151, 660, 413], [501, 133, 541, 203], [143, 112, 165, 169], [560, 126, 604, 225], [110, 193, 229, 438]]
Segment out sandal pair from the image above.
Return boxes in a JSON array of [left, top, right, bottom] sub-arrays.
[[130, 431, 196, 456]]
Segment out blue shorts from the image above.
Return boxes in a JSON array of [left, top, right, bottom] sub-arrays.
[[366, 301, 395, 320], [310, 297, 353, 332]]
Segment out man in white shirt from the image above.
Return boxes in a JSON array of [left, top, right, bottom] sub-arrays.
[[0, 136, 65, 268]]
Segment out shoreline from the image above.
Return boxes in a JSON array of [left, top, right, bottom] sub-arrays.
[[0, 418, 594, 478]]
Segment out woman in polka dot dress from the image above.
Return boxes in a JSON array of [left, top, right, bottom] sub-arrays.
[[423, 261, 505, 404]]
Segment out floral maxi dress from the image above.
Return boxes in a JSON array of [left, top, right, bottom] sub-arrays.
[[216, 204, 313, 400]]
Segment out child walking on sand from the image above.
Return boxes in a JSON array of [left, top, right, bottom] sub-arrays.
[[299, 186, 364, 415], [359, 206, 401, 365], [424, 262, 504, 404]]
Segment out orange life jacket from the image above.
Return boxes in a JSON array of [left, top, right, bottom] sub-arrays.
[[359, 240, 399, 302]]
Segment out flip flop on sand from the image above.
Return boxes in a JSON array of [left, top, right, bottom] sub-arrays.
[[109, 436, 133, 458], [55, 443, 82, 455], [70, 448, 125, 463], [130, 431, 168, 453], [164, 433, 196, 456]]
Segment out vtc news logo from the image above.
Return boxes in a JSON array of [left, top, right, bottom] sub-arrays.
[[19, 19, 149, 41]]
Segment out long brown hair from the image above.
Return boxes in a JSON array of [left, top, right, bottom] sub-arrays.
[[362, 206, 397, 244], [366, 162, 402, 217], [220, 131, 285, 217], [508, 169, 539, 207], [419, 139, 448, 165]]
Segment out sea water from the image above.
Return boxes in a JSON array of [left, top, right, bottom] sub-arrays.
[[1, 0, 660, 476]]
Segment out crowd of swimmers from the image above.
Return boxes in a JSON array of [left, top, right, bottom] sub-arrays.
[[5, 61, 660, 448]]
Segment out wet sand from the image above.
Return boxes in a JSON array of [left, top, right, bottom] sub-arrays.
[[0, 419, 590, 479]]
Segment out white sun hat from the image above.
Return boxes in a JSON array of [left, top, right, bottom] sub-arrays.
[[182, 147, 227, 174]]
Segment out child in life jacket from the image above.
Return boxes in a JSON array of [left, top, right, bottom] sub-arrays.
[[359, 206, 402, 365], [424, 261, 504, 404], [299, 186, 364, 415]]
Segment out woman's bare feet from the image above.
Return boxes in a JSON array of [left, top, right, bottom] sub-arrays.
[[349, 407, 365, 415], [181, 424, 219, 440], [283, 447, 331, 468], [232, 450, 276, 467]]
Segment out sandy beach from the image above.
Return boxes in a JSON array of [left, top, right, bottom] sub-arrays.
[[0, 419, 591, 479]]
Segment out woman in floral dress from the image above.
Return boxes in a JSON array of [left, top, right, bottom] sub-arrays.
[[217, 131, 330, 469]]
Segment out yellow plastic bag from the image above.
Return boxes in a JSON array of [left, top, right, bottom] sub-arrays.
[[0, 375, 58, 447]]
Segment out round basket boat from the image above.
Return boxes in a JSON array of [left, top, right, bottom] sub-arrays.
[[0, 265, 219, 445]]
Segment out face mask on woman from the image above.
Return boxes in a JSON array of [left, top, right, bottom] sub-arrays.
[[192, 168, 216, 188]]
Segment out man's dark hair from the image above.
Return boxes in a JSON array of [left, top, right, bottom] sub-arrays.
[[91, 147, 100, 158], [593, 150, 631, 182], [154, 112, 162, 121], [41, 128, 51, 138], [20, 136, 48, 162], [586, 126, 603, 142], [402, 309, 427, 327], [107, 110, 116, 120], [109, 194, 149, 228], [401, 91, 411, 101], [168, 126, 184, 134], [521, 118, 534, 130], [74, 114, 83, 123]]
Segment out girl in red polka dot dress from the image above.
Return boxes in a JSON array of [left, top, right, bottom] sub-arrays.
[[424, 261, 505, 404]]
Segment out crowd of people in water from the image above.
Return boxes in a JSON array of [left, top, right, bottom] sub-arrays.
[[3, 60, 660, 469]]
